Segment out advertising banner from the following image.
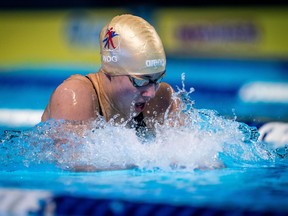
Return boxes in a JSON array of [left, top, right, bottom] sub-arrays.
[[0, 9, 127, 70], [155, 7, 288, 59]]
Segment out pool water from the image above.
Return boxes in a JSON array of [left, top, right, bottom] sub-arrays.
[[0, 59, 288, 215], [1, 98, 288, 215], [1, 167, 288, 215]]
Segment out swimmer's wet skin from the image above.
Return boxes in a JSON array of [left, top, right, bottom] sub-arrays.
[[40, 14, 180, 171]]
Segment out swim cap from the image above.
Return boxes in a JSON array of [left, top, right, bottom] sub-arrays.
[[99, 14, 166, 76]]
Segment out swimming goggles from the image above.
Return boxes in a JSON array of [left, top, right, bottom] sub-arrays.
[[128, 71, 166, 87]]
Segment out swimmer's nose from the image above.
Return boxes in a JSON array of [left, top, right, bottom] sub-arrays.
[[141, 83, 158, 98]]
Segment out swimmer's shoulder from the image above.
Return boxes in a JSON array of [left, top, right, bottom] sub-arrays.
[[57, 74, 97, 95], [45, 73, 99, 121], [144, 82, 178, 119], [157, 82, 175, 98]]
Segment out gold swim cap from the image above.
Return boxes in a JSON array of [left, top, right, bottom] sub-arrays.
[[99, 14, 166, 76]]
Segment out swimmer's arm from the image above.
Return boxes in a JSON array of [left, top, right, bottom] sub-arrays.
[[41, 78, 98, 122]]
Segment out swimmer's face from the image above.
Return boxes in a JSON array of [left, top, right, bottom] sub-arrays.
[[110, 72, 164, 119]]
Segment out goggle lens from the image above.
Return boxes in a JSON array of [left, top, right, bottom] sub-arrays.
[[129, 72, 165, 87]]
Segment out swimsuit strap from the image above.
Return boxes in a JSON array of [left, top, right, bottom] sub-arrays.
[[85, 75, 103, 116], [85, 75, 146, 131]]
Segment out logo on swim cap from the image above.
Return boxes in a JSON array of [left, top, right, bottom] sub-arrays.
[[102, 27, 120, 51], [100, 14, 166, 75], [145, 59, 165, 68]]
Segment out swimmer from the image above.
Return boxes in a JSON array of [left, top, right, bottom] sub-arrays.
[[41, 14, 180, 135]]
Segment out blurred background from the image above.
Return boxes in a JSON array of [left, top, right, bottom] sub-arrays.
[[0, 0, 288, 129]]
